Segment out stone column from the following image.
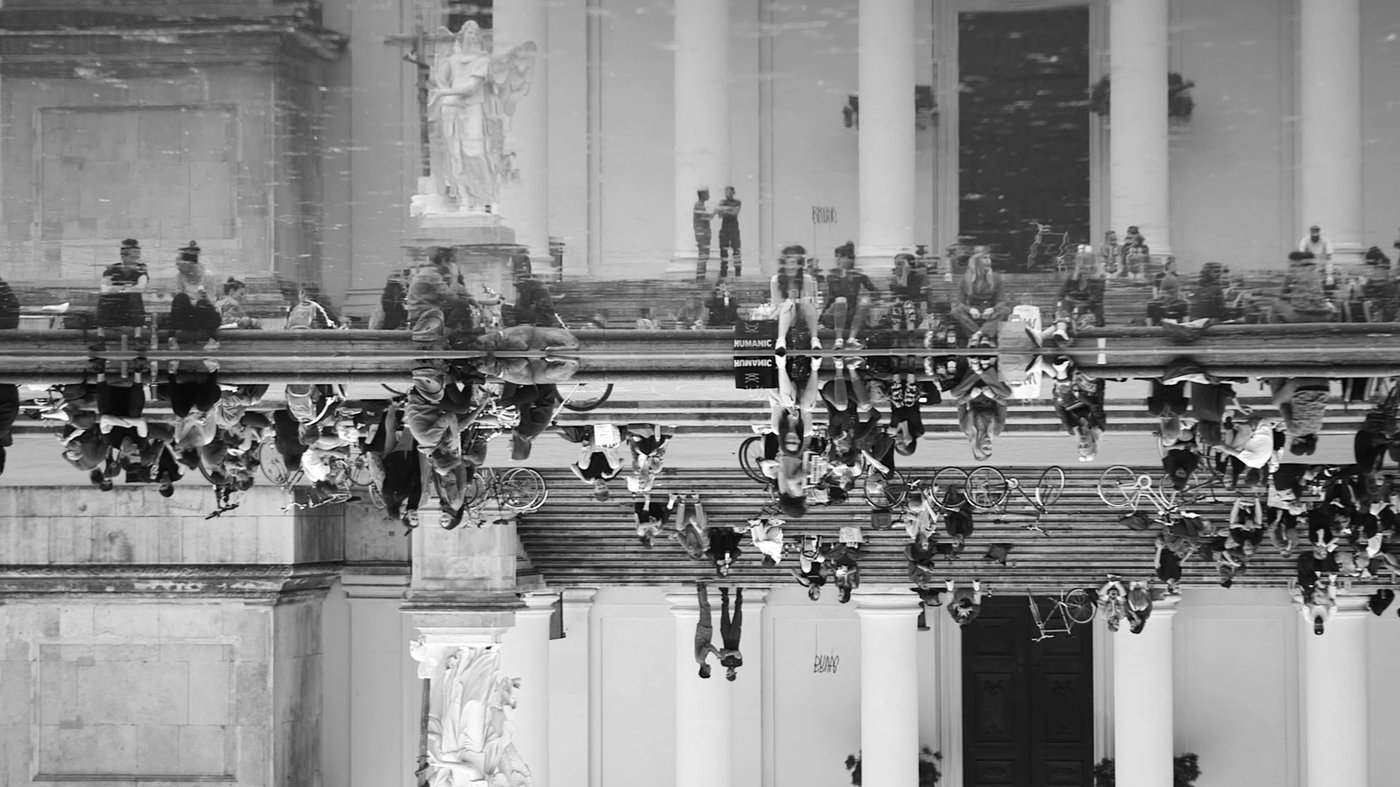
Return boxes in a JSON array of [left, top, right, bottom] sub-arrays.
[[857, 0, 917, 264], [1302, 596, 1370, 787], [666, 588, 733, 787], [1112, 597, 1178, 787], [555, 589, 596, 787], [853, 589, 922, 786], [673, 0, 730, 266], [507, 592, 559, 787], [1108, 0, 1171, 258], [1299, 0, 1363, 263]]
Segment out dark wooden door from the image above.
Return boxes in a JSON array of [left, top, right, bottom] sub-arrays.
[[958, 8, 1092, 269], [962, 597, 1094, 787]]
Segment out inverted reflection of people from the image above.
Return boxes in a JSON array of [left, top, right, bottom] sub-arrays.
[[952, 361, 1011, 461], [633, 491, 675, 547], [694, 580, 721, 679], [945, 579, 986, 626], [1051, 362, 1106, 462], [623, 423, 671, 494], [950, 249, 1009, 346], [790, 534, 827, 600], [766, 352, 822, 518], [475, 324, 579, 385], [693, 188, 713, 280], [570, 425, 622, 500], [1270, 377, 1329, 456], [748, 517, 785, 566], [497, 383, 560, 461], [429, 21, 536, 210], [716, 186, 742, 278], [706, 525, 743, 577], [770, 246, 823, 351], [670, 494, 709, 560], [96, 239, 149, 329], [718, 586, 744, 681]]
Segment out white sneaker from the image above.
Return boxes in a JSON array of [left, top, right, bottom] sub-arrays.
[[810, 337, 822, 350], [834, 338, 845, 350]]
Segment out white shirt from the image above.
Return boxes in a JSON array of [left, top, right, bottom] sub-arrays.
[[750, 522, 785, 563], [1298, 235, 1333, 260]]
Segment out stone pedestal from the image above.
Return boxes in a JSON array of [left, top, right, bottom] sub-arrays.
[[406, 206, 526, 301]]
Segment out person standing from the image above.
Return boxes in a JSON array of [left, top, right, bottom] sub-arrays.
[[716, 186, 742, 278], [718, 586, 744, 681], [693, 188, 714, 281], [693, 580, 721, 679], [1299, 224, 1337, 293]]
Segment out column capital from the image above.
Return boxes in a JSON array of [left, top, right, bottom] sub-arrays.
[[1331, 595, 1373, 618], [853, 587, 923, 614], [1150, 594, 1180, 621], [521, 591, 561, 613], [562, 587, 598, 605]]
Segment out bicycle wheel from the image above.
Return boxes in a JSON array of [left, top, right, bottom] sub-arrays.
[[464, 472, 491, 509], [739, 435, 767, 483], [368, 482, 386, 512], [1097, 465, 1140, 508], [965, 466, 1009, 510], [1034, 466, 1066, 508], [1064, 589, 1097, 624], [348, 456, 373, 488], [863, 469, 907, 510], [500, 467, 547, 511], [929, 467, 970, 510], [562, 383, 613, 412], [260, 441, 290, 486]]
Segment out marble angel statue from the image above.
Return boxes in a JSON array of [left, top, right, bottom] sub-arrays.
[[423, 647, 533, 787], [428, 21, 538, 211]]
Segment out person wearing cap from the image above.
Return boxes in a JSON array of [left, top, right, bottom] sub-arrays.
[[96, 239, 149, 329], [1298, 225, 1333, 262], [175, 241, 207, 296]]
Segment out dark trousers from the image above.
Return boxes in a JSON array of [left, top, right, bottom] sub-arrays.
[[96, 382, 145, 417], [720, 588, 743, 649], [163, 372, 219, 417], [718, 229, 741, 277], [1356, 428, 1391, 475]]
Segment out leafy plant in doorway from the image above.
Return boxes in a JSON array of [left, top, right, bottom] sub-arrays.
[[844, 746, 942, 786], [1093, 752, 1202, 787], [1088, 72, 1196, 119]]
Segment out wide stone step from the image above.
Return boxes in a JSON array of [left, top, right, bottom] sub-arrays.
[[516, 466, 1385, 591]]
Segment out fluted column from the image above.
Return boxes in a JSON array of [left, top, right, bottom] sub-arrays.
[[857, 0, 917, 264], [1299, 0, 1362, 263], [853, 589, 922, 786], [667, 588, 732, 787], [1108, 0, 1171, 258], [507, 592, 559, 787], [1112, 597, 1178, 787], [673, 0, 730, 262], [494, 0, 551, 261], [1302, 596, 1370, 787]]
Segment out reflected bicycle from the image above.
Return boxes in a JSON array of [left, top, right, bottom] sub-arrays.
[[1027, 588, 1096, 641]]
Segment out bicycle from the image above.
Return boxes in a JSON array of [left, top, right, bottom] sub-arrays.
[[1026, 588, 1096, 642], [1098, 465, 1207, 516], [453, 467, 549, 529], [931, 466, 1065, 535], [1026, 220, 1073, 273]]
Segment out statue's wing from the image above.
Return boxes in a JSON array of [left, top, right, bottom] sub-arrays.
[[429, 26, 455, 91], [443, 649, 500, 754], [487, 41, 539, 117]]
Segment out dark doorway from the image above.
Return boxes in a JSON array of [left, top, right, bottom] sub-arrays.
[[958, 8, 1091, 270], [961, 597, 1094, 787]]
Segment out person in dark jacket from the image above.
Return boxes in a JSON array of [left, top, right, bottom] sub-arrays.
[[0, 382, 16, 477], [704, 280, 741, 327], [0, 275, 19, 329], [706, 527, 743, 576]]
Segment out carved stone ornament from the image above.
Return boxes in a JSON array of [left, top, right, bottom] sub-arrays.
[[410, 639, 533, 787]]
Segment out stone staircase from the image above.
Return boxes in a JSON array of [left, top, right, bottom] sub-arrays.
[[8, 275, 292, 327], [516, 466, 1390, 591], [554, 396, 1372, 436]]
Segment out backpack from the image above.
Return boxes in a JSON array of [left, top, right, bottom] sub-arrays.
[[285, 300, 322, 330]]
